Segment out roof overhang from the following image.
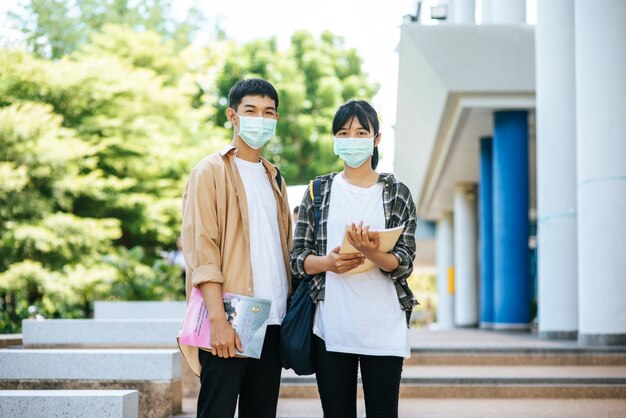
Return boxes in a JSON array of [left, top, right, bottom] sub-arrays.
[[394, 24, 535, 220]]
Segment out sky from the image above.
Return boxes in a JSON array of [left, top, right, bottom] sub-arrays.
[[0, 0, 537, 179]]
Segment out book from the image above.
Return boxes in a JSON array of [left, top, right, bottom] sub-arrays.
[[178, 287, 272, 359], [339, 224, 405, 274]]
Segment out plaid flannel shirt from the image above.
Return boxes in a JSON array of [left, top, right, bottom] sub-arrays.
[[290, 172, 419, 316]]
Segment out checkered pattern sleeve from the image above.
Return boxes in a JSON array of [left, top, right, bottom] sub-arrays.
[[383, 182, 417, 282], [290, 185, 319, 278]]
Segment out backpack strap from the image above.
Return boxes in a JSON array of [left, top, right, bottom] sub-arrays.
[[274, 168, 282, 190], [311, 178, 322, 232]]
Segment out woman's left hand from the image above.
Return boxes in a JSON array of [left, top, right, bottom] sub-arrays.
[[346, 221, 380, 256]]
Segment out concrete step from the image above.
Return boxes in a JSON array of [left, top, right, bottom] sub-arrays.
[[407, 328, 626, 366], [278, 365, 626, 399], [176, 397, 626, 418], [21, 319, 180, 348], [94, 301, 186, 320], [406, 350, 626, 366], [0, 349, 182, 418], [0, 390, 138, 418], [0, 334, 21, 349]]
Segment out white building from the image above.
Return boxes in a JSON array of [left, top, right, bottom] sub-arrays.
[[395, 0, 625, 345]]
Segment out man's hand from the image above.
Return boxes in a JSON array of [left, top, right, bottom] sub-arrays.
[[324, 246, 365, 274], [346, 221, 380, 257], [209, 317, 243, 358]]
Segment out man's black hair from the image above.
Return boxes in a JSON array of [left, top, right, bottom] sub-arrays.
[[332, 100, 380, 170], [228, 78, 279, 112]]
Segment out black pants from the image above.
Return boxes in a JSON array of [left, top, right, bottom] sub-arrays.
[[197, 325, 282, 418], [313, 335, 403, 418]]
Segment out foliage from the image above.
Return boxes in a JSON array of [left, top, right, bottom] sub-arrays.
[[0, 4, 378, 333], [9, 0, 204, 58], [407, 273, 438, 328], [0, 26, 219, 332]]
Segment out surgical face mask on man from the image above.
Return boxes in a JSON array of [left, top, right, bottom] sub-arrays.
[[333, 136, 375, 168], [232, 111, 277, 149]]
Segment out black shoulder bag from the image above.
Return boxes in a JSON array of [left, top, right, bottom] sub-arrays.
[[280, 178, 321, 376]]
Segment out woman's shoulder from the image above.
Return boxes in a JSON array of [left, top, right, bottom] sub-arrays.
[[379, 173, 413, 195], [313, 172, 339, 182], [310, 172, 339, 190]]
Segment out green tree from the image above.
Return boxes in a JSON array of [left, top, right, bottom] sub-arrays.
[[0, 100, 123, 331], [212, 30, 379, 184], [0, 6, 378, 333], [1, 27, 223, 251], [10, 0, 204, 59], [0, 27, 223, 332]]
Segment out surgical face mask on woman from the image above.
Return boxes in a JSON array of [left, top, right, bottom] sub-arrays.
[[333, 136, 375, 168], [232, 111, 277, 149]]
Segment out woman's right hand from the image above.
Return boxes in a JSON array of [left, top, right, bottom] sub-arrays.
[[324, 246, 365, 274], [209, 317, 243, 358]]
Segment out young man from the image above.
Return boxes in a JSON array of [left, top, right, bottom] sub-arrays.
[[180, 78, 292, 418]]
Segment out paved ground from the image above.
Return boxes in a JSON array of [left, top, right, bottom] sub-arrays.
[[179, 398, 626, 418]]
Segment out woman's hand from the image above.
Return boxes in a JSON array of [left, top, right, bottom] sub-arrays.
[[324, 246, 365, 274], [345, 221, 400, 273], [346, 221, 380, 257]]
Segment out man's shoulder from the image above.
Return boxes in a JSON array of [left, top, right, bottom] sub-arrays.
[[190, 151, 228, 174]]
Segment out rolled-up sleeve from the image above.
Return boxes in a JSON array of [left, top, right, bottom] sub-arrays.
[[290, 186, 318, 278], [181, 167, 224, 287]]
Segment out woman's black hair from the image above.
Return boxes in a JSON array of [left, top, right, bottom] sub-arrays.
[[228, 78, 279, 112], [332, 100, 379, 170]]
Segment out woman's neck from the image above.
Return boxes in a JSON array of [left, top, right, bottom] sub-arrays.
[[342, 160, 379, 187]]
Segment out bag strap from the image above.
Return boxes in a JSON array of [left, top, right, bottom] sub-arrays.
[[274, 168, 282, 190]]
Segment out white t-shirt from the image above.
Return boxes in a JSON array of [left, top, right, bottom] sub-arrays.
[[313, 173, 410, 358], [235, 157, 288, 325]]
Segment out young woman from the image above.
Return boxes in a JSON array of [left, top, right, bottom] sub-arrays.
[[291, 100, 418, 418]]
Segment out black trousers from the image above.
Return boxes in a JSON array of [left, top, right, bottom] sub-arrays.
[[313, 335, 403, 418], [197, 325, 282, 418]]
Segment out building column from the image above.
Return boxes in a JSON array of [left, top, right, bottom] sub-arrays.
[[482, 0, 526, 24], [449, 0, 475, 24], [453, 184, 478, 327], [535, 0, 578, 340], [479, 137, 494, 328], [436, 212, 455, 329], [493, 111, 530, 330], [575, 0, 626, 345]]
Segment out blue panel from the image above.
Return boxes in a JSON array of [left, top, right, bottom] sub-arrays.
[[479, 137, 494, 325], [493, 111, 531, 326], [415, 219, 436, 239]]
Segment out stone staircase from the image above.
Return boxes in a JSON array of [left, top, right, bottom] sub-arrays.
[[179, 328, 626, 417]]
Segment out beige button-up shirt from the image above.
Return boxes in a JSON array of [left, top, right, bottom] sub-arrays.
[[179, 144, 292, 376], [181, 144, 292, 298]]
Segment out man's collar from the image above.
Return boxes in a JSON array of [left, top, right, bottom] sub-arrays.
[[219, 144, 236, 156], [220, 143, 277, 177]]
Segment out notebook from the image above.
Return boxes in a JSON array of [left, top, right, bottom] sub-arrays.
[[178, 287, 271, 359], [339, 224, 405, 274]]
